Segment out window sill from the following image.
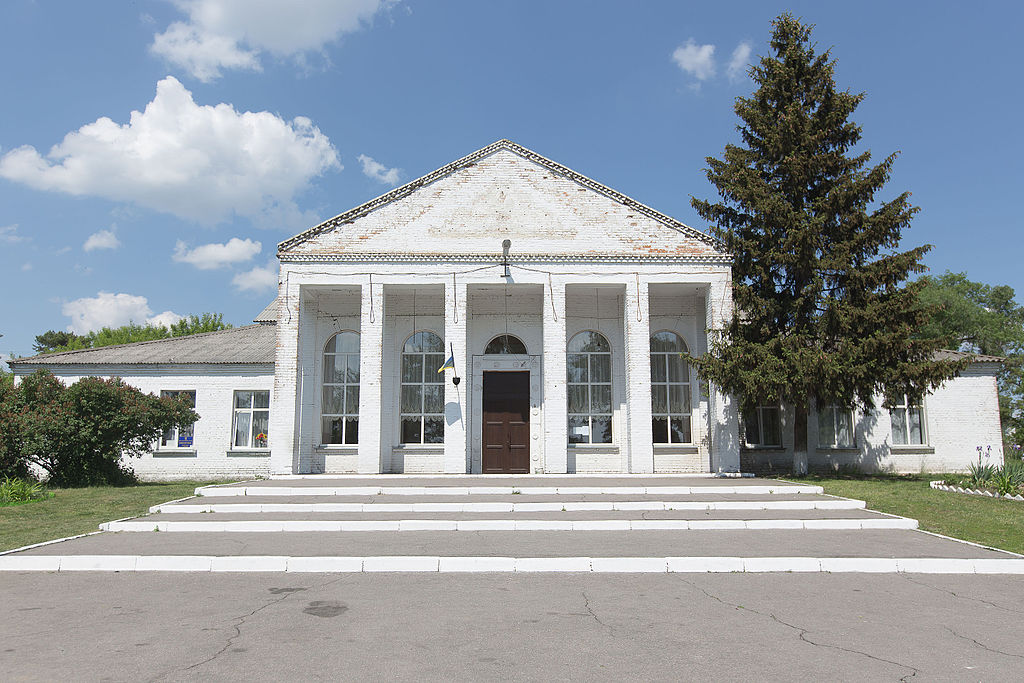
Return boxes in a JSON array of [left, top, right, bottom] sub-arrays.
[[654, 444, 699, 455], [741, 445, 785, 451], [568, 444, 619, 453], [153, 449, 197, 457], [816, 446, 859, 452], [890, 445, 935, 455], [316, 445, 358, 451], [393, 444, 444, 450], [227, 450, 270, 457]]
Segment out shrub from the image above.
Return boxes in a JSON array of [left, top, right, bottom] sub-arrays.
[[0, 476, 45, 504]]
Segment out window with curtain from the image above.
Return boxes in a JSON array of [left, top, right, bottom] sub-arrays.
[[567, 330, 612, 444], [890, 396, 926, 445], [321, 331, 359, 445], [818, 405, 855, 448], [233, 390, 269, 448], [744, 406, 782, 447], [401, 331, 445, 444], [650, 331, 692, 444]]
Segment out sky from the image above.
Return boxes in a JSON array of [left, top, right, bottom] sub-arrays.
[[1, 1, 1022, 368]]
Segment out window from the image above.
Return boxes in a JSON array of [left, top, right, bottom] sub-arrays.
[[744, 406, 781, 448], [160, 390, 196, 448], [818, 405, 855, 448], [650, 331, 692, 444], [890, 396, 926, 445], [322, 332, 360, 445], [484, 334, 527, 354], [233, 391, 269, 449], [567, 331, 612, 444], [401, 331, 445, 444]]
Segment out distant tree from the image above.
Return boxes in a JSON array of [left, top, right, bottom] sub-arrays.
[[169, 313, 231, 337], [689, 14, 964, 471], [33, 330, 87, 354], [0, 370, 198, 486], [33, 313, 232, 354], [84, 322, 172, 349], [918, 271, 1024, 455]]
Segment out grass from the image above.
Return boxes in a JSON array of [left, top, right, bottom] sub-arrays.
[[0, 480, 228, 552], [788, 473, 1024, 555]]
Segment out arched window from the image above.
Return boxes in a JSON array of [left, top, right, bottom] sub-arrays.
[[650, 331, 691, 443], [567, 331, 612, 444], [322, 331, 359, 444], [401, 331, 445, 444], [484, 334, 527, 354]]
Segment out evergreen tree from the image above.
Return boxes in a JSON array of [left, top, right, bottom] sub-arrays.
[[690, 14, 965, 470]]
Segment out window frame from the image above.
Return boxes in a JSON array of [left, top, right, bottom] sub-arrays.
[[232, 390, 270, 450], [399, 330, 445, 445], [483, 334, 528, 355], [567, 330, 613, 445], [817, 404, 856, 449], [890, 395, 927, 446], [743, 406, 782, 449], [159, 389, 196, 450], [650, 330, 692, 445], [321, 330, 360, 446]]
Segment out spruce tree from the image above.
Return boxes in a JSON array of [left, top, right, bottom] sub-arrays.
[[690, 14, 966, 471]]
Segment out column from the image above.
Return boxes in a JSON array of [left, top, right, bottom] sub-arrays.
[[443, 278, 469, 473], [623, 279, 654, 473], [542, 279, 568, 473], [356, 280, 384, 473], [269, 278, 299, 475], [705, 277, 741, 473]]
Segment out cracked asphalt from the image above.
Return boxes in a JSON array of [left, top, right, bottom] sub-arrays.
[[2, 572, 1023, 681]]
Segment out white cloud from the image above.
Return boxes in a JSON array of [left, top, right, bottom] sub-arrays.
[[727, 42, 752, 81], [173, 237, 262, 270], [55, 246, 72, 255], [152, 0, 393, 82], [62, 291, 182, 334], [357, 154, 401, 185], [21, 262, 31, 272], [232, 263, 277, 293], [0, 224, 26, 243], [83, 228, 121, 252], [672, 39, 716, 82], [0, 77, 339, 226]]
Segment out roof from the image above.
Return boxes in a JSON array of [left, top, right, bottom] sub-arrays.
[[254, 298, 278, 323], [10, 324, 276, 366], [277, 139, 729, 258], [934, 349, 1004, 364]]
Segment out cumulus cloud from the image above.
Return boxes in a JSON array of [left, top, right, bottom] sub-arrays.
[[672, 39, 716, 82], [232, 262, 277, 293], [152, 0, 394, 82], [83, 228, 121, 252], [727, 42, 752, 81], [357, 154, 401, 185], [0, 224, 26, 243], [173, 237, 262, 270], [0, 77, 340, 226], [62, 291, 182, 334]]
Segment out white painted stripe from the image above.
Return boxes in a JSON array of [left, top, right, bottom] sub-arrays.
[[4, 555, 1024, 573], [99, 518, 919, 533], [192, 485, 825, 498]]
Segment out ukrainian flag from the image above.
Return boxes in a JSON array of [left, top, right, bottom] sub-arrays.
[[437, 354, 455, 373]]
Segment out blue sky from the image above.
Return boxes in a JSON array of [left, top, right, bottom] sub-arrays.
[[2, 1, 1021, 366]]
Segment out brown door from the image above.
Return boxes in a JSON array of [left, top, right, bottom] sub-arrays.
[[482, 371, 530, 473]]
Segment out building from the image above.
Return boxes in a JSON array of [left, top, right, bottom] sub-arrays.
[[10, 140, 1004, 478]]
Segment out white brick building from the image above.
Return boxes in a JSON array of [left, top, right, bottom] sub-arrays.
[[11, 140, 1004, 478]]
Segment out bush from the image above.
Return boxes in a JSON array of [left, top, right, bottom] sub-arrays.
[[0, 370, 198, 487], [0, 476, 45, 504]]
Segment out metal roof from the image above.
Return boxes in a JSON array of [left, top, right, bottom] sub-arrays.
[[933, 349, 1004, 363], [10, 324, 276, 366], [253, 298, 278, 323]]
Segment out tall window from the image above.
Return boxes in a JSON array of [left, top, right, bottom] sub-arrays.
[[818, 405, 855, 448], [567, 331, 612, 444], [233, 391, 269, 448], [160, 390, 196, 449], [650, 331, 691, 443], [322, 331, 359, 445], [401, 331, 445, 444], [744, 406, 781, 448], [890, 396, 926, 445]]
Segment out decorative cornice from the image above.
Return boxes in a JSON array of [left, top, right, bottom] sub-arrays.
[[277, 139, 729, 255], [279, 252, 733, 265]]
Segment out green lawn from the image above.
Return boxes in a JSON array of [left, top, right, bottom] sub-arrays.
[[0, 481, 228, 552], [788, 473, 1024, 555]]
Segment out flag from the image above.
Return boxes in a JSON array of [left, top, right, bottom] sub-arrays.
[[437, 354, 455, 373]]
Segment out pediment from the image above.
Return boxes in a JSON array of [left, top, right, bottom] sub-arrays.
[[279, 140, 727, 261]]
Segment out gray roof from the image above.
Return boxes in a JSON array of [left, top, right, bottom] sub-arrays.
[[254, 298, 278, 323], [934, 349, 1004, 363], [10, 324, 276, 366]]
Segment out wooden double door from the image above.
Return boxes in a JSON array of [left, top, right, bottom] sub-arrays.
[[482, 371, 530, 473]]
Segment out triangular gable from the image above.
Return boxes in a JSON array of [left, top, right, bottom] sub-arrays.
[[279, 139, 728, 260]]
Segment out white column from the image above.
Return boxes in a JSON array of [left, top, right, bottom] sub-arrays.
[[624, 279, 654, 473], [542, 279, 568, 473], [356, 281, 384, 474], [269, 275, 299, 475], [706, 277, 741, 473], [443, 279, 469, 473]]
